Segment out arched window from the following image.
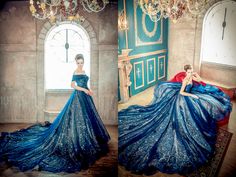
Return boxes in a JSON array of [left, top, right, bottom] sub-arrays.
[[201, 0, 236, 66], [45, 23, 90, 90]]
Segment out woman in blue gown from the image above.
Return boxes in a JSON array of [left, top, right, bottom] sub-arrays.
[[0, 54, 110, 172], [118, 64, 232, 175]]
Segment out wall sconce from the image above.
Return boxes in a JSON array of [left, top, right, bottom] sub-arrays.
[[118, 9, 128, 30]]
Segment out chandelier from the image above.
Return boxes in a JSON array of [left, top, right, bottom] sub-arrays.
[[29, 0, 109, 23], [138, 0, 208, 23]]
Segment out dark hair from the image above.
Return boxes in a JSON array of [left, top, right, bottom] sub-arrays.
[[184, 64, 192, 71], [75, 54, 84, 62]]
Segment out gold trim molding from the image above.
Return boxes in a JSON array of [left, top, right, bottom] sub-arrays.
[[142, 13, 157, 38], [134, 0, 163, 46], [158, 55, 166, 80], [118, 49, 167, 62], [147, 58, 156, 84], [134, 61, 145, 90]]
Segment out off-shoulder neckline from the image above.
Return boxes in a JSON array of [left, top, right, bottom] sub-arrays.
[[73, 74, 87, 76], [73, 70, 86, 75]]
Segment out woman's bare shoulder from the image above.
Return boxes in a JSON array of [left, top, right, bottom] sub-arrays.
[[182, 77, 188, 84]]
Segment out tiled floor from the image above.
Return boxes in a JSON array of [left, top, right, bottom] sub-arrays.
[[118, 86, 236, 177]]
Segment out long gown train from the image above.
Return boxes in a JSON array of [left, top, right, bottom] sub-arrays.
[[0, 74, 110, 172], [118, 82, 232, 175]]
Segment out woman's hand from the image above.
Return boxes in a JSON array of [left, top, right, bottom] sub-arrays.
[[192, 95, 199, 99], [83, 89, 93, 96], [83, 89, 90, 95], [193, 72, 202, 82], [88, 89, 93, 96]]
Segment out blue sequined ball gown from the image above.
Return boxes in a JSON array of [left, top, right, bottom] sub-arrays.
[[119, 82, 232, 175], [0, 74, 110, 172]]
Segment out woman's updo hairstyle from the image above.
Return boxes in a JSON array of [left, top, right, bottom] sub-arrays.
[[184, 64, 192, 71], [75, 54, 84, 62]]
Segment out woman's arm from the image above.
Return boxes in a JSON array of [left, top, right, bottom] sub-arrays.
[[180, 79, 199, 99], [71, 81, 89, 94], [88, 89, 93, 95]]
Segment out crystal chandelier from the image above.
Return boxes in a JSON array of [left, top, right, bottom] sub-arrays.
[[29, 0, 109, 23], [138, 0, 208, 23]]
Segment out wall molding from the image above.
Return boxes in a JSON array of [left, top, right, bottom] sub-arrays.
[[118, 49, 167, 61], [133, 61, 144, 90], [158, 55, 166, 80], [133, 0, 163, 46], [147, 57, 156, 84]]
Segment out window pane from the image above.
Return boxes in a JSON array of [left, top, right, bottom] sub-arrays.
[[45, 23, 90, 90], [201, 2, 236, 66]]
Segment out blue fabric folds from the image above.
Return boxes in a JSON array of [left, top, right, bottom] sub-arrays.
[[118, 82, 232, 175], [0, 74, 110, 172]]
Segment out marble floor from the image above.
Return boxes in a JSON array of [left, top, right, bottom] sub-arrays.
[[0, 125, 118, 177], [118, 86, 236, 177]]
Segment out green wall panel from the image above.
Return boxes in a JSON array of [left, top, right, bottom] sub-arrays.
[[118, 0, 169, 96]]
